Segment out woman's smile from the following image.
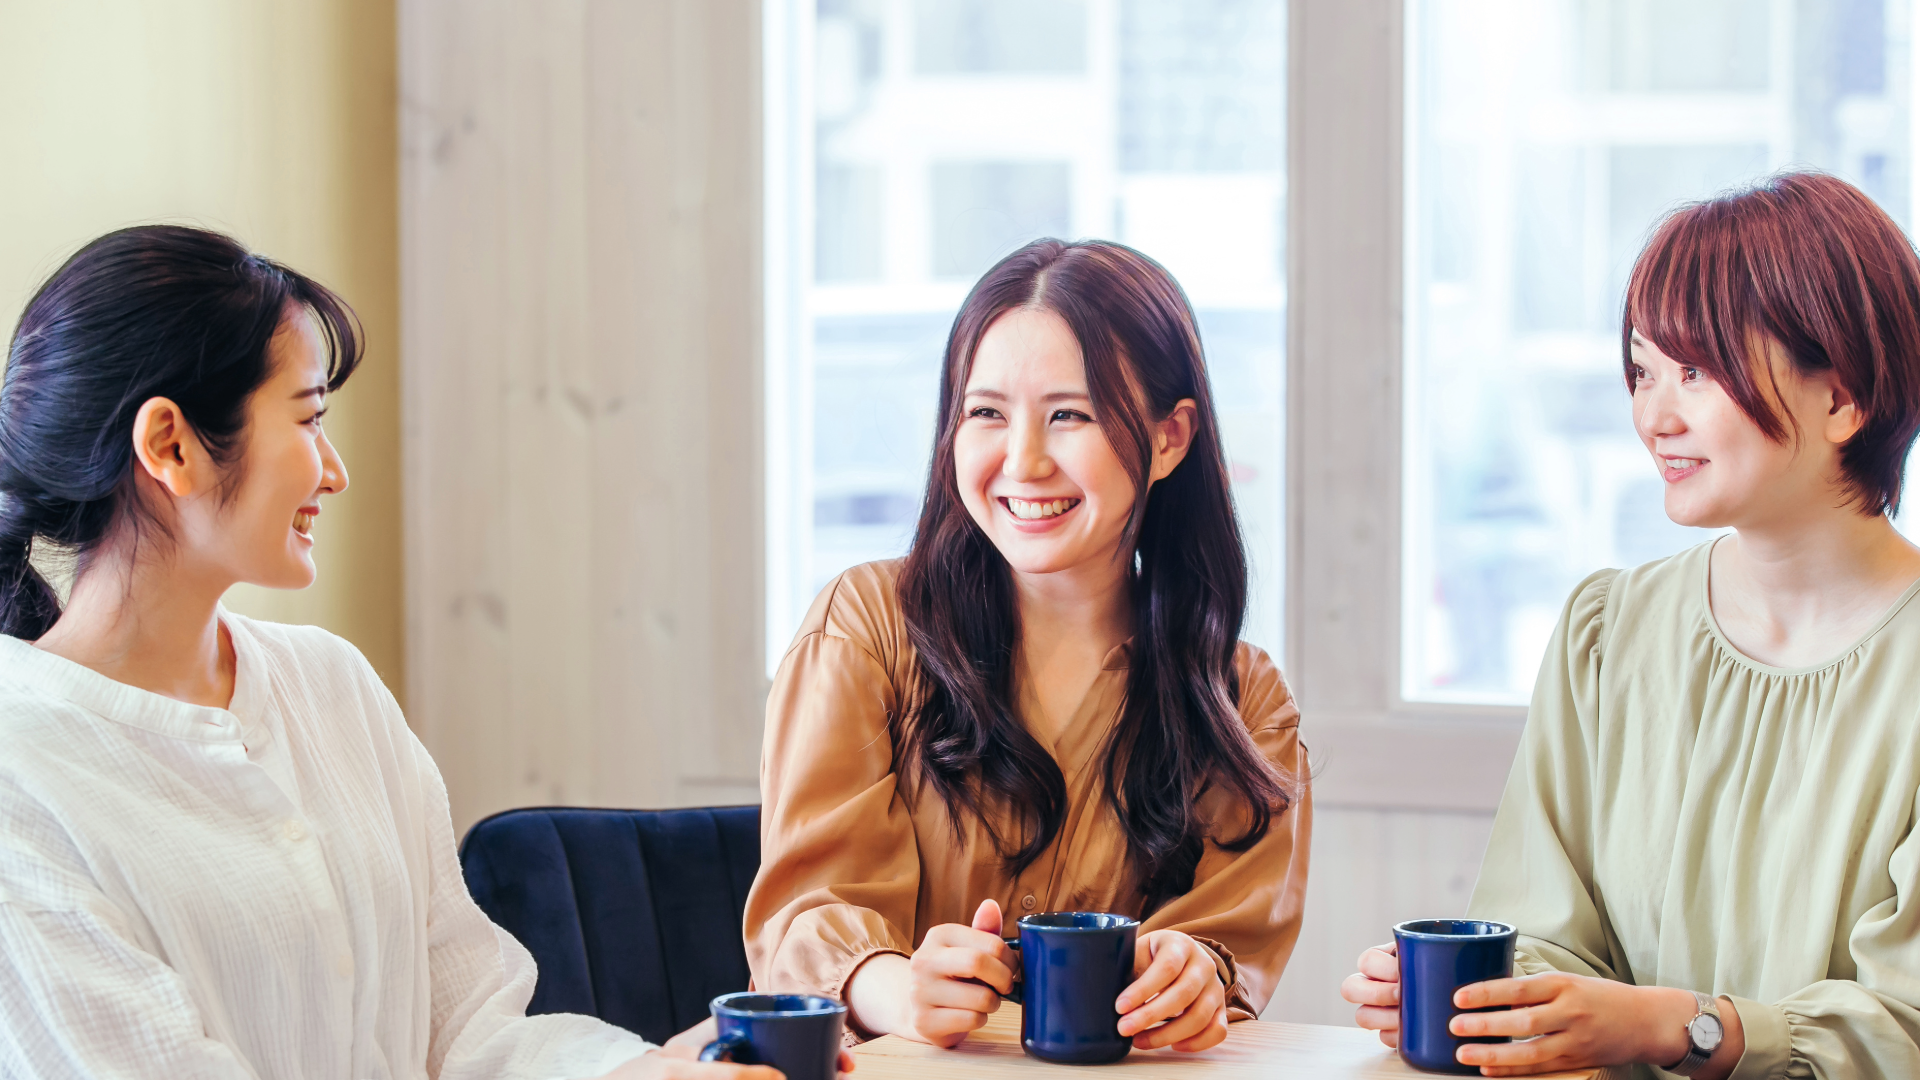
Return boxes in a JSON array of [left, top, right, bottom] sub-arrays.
[[292, 505, 319, 538], [1000, 495, 1082, 530], [1662, 455, 1707, 483]]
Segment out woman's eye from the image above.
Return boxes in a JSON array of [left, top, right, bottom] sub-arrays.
[[305, 409, 328, 428], [1681, 367, 1704, 383], [1051, 409, 1091, 423], [966, 406, 1002, 420]]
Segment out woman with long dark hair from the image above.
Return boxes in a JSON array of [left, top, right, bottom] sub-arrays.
[[745, 240, 1309, 1052], [0, 226, 801, 1080]]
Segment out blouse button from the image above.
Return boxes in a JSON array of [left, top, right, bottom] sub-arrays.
[[283, 820, 307, 841], [1021, 894, 1036, 911]]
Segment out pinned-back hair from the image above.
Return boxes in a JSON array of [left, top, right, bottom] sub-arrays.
[[0, 225, 362, 639]]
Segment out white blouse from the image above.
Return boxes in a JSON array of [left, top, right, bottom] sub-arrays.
[[0, 612, 652, 1079]]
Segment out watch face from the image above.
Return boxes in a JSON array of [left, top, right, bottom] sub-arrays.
[[1690, 1012, 1725, 1051]]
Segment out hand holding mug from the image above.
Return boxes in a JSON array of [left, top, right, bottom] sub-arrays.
[[1448, 975, 1739, 1078], [601, 1016, 856, 1079], [1115, 929, 1228, 1051], [903, 899, 1017, 1047], [1340, 942, 1403, 1047]]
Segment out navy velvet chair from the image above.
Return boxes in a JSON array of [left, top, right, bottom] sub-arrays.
[[458, 805, 761, 1045]]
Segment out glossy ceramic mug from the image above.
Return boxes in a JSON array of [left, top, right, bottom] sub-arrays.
[[1393, 919, 1516, 1074], [699, 992, 846, 1080], [1004, 911, 1139, 1065]]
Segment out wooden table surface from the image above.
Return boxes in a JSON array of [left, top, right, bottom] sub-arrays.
[[848, 1004, 1604, 1079]]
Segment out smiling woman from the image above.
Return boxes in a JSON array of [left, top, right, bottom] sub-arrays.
[[746, 239, 1309, 1056], [0, 226, 770, 1080], [1343, 173, 1920, 1079]]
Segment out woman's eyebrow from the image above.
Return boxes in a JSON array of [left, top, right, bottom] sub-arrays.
[[290, 385, 326, 401]]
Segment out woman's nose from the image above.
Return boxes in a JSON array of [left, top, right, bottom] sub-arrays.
[[319, 432, 350, 495], [1003, 419, 1053, 482], [1634, 379, 1684, 440]]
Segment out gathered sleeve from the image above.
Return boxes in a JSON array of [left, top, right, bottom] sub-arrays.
[[1467, 570, 1626, 982], [744, 625, 922, 1004], [1140, 646, 1311, 1020], [1721, 796, 1920, 1080], [0, 781, 259, 1080]]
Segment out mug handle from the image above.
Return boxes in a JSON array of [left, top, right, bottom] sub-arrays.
[[1003, 938, 1023, 1005], [698, 1029, 751, 1062]]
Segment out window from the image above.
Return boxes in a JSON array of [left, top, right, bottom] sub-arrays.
[[1402, 0, 1914, 704], [766, 0, 1289, 668]]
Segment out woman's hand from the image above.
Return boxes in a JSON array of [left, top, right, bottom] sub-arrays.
[[1450, 975, 1740, 1078], [845, 899, 1015, 1048], [1115, 929, 1229, 1052], [1340, 943, 1401, 1046], [602, 1017, 857, 1078]]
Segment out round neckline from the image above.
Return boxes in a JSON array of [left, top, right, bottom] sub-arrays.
[[1697, 535, 1920, 677], [0, 608, 262, 741]]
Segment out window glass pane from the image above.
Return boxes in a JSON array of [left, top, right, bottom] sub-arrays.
[[769, 0, 1288, 667], [1404, 0, 1914, 704]]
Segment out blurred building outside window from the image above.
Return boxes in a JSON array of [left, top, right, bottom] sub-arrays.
[[766, 0, 1289, 672], [1405, 0, 1915, 705]]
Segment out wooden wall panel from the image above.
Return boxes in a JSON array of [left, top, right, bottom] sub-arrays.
[[400, 0, 763, 833]]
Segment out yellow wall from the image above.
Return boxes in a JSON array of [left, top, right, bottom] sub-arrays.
[[0, 1, 403, 701]]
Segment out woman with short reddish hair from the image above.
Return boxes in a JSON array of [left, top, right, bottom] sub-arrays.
[[1343, 172, 1920, 1078]]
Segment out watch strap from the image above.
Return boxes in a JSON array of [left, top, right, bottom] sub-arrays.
[[1667, 991, 1720, 1076]]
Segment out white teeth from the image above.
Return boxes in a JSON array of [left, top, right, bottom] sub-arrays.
[[1006, 497, 1078, 520], [1668, 458, 1703, 469], [293, 512, 314, 536]]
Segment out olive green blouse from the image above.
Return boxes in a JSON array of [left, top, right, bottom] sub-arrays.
[[1468, 541, 1920, 1080]]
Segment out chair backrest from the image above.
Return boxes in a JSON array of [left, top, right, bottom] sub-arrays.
[[458, 805, 760, 1045]]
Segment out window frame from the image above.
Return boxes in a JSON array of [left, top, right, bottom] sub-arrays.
[[1286, 0, 1525, 813]]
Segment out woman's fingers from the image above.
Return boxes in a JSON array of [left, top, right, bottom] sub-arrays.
[[1453, 974, 1562, 1010], [1119, 932, 1192, 1012], [909, 1005, 991, 1047], [913, 974, 1003, 1014], [921, 922, 1012, 959], [1450, 1002, 1556, 1039], [1340, 971, 1400, 1008], [1165, 1006, 1230, 1053], [1131, 977, 1225, 1050], [1352, 1004, 1400, 1033], [1455, 1030, 1580, 1071], [1118, 956, 1214, 1038], [1356, 944, 1399, 982], [912, 942, 1014, 994]]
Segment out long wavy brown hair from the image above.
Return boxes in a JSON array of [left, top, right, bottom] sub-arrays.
[[895, 239, 1294, 914]]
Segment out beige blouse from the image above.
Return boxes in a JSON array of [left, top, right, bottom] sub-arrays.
[[1468, 542, 1920, 1080], [744, 560, 1310, 1025]]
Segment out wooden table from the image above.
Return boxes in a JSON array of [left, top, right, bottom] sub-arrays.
[[850, 1005, 1604, 1078]]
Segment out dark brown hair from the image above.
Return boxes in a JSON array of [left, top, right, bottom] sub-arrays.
[[895, 239, 1293, 914], [1623, 171, 1920, 515]]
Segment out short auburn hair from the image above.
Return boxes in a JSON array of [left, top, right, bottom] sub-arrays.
[[1623, 171, 1920, 515]]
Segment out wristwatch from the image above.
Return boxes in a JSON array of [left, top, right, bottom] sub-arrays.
[[1667, 990, 1724, 1076]]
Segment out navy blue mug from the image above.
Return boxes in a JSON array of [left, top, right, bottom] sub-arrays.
[[1003, 911, 1139, 1065], [1393, 919, 1516, 1074], [700, 992, 845, 1080]]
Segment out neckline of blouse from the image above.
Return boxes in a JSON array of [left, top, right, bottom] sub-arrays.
[[1697, 536, 1920, 679], [0, 608, 265, 743]]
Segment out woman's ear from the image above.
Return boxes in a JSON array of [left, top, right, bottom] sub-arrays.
[[1821, 375, 1867, 446], [1148, 398, 1199, 483], [131, 397, 211, 498]]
